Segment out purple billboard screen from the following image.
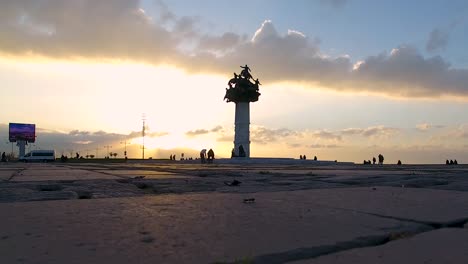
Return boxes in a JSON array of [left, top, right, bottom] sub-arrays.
[[9, 123, 36, 143]]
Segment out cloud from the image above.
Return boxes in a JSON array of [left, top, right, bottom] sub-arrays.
[[186, 126, 224, 137], [311, 130, 342, 141], [426, 29, 450, 52], [210, 126, 223, 133], [340, 126, 399, 137], [73, 140, 93, 145], [0, 0, 179, 63], [185, 129, 209, 137], [351, 46, 468, 97], [1, 2, 467, 99], [416, 123, 431, 131], [415, 123, 445, 132], [287, 143, 302, 148], [127, 129, 168, 138], [198, 33, 244, 52], [308, 144, 341, 148], [251, 126, 299, 144]]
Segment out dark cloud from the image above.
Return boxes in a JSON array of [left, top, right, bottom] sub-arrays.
[[0, 2, 467, 98], [0, 0, 178, 63], [426, 28, 449, 52], [352, 46, 468, 97]]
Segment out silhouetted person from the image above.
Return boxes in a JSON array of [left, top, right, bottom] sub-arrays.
[[1, 152, 6, 162], [314, 156, 317, 161], [446, 159, 450, 165], [238, 145, 246, 157], [378, 154, 384, 165], [207, 149, 215, 163], [397, 160, 402, 165], [231, 148, 236, 158], [373, 157, 376, 164], [450, 159, 454, 165], [76, 153, 80, 159], [303, 155, 307, 160], [200, 149, 207, 164], [299, 155, 303, 160], [454, 159, 458, 165]]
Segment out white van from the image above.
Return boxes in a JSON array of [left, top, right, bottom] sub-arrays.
[[20, 150, 56, 162]]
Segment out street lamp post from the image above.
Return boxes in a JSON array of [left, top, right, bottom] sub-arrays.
[[104, 145, 112, 159], [120, 140, 130, 159]]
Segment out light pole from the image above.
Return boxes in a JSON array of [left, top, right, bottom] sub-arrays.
[[142, 114, 146, 159], [103, 145, 112, 159], [120, 140, 130, 159]]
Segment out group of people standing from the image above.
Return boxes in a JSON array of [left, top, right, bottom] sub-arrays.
[[364, 154, 385, 165], [299, 155, 318, 161], [446, 159, 458, 165], [200, 149, 215, 164]]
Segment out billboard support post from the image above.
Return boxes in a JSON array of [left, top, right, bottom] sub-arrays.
[[17, 140, 27, 158]]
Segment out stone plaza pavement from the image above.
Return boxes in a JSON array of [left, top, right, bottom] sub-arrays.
[[0, 161, 467, 263]]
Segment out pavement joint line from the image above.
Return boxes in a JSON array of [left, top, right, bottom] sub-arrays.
[[79, 168, 131, 179], [8, 168, 26, 181]]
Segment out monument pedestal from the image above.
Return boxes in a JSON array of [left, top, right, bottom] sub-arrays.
[[234, 102, 250, 158]]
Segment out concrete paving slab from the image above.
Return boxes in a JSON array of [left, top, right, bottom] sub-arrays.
[[292, 228, 468, 264], [0, 170, 14, 181], [95, 170, 192, 179], [11, 168, 119, 181], [0, 190, 426, 264], [309, 187, 468, 225]]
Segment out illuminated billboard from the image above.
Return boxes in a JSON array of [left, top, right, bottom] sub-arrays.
[[9, 123, 36, 143]]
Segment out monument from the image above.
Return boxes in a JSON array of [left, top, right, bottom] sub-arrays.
[[224, 65, 261, 158]]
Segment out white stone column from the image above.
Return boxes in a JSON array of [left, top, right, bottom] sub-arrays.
[[234, 102, 250, 158]]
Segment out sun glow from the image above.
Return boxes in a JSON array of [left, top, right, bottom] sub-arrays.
[[130, 132, 217, 151]]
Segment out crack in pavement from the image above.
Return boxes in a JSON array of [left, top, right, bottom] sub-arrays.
[[7, 168, 26, 181], [314, 204, 468, 229], [225, 206, 468, 264], [225, 232, 419, 264]]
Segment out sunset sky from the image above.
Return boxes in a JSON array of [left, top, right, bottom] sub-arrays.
[[1, 0, 468, 163]]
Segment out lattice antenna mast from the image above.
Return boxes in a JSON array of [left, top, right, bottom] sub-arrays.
[[142, 114, 146, 159]]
